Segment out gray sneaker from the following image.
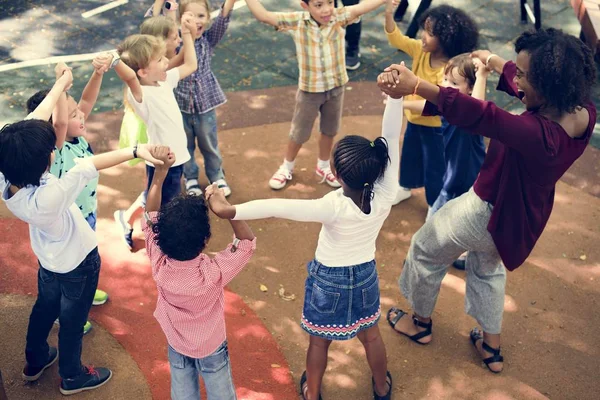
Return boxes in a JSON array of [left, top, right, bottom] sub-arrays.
[[346, 52, 361, 71]]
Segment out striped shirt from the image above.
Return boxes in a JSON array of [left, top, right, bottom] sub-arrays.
[[276, 8, 352, 93], [143, 212, 256, 358]]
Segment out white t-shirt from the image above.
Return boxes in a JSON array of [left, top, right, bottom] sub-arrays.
[[127, 68, 191, 167], [233, 98, 404, 267], [0, 158, 99, 273]]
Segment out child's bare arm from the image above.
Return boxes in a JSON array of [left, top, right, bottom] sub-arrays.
[[403, 99, 426, 115], [471, 58, 490, 101], [347, 0, 385, 21], [90, 144, 164, 171], [51, 63, 70, 149], [222, 0, 236, 17], [112, 55, 143, 103], [168, 47, 185, 69], [229, 220, 255, 241], [78, 63, 106, 120], [145, 147, 175, 212], [385, 0, 400, 33], [177, 15, 199, 80], [26, 65, 72, 121], [245, 0, 278, 27]]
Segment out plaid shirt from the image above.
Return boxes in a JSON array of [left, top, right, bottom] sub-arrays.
[[276, 8, 351, 93], [143, 211, 256, 358], [174, 11, 230, 114]]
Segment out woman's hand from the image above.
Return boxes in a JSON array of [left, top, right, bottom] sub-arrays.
[[377, 62, 418, 99]]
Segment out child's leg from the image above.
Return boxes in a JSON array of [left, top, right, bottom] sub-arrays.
[[124, 193, 145, 227], [195, 110, 226, 184], [318, 86, 344, 161], [182, 112, 201, 185], [305, 335, 332, 399], [168, 345, 201, 400], [399, 122, 425, 190], [25, 264, 62, 369], [357, 325, 389, 396], [57, 248, 101, 379], [287, 89, 322, 163], [199, 341, 237, 400], [420, 126, 445, 206]]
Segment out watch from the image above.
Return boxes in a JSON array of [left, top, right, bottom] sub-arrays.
[[133, 144, 138, 159], [165, 1, 178, 11], [109, 52, 120, 69]]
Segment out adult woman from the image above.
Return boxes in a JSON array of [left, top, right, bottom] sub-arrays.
[[378, 28, 596, 373]]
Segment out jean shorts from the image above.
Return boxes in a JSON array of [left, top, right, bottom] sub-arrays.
[[301, 259, 381, 341]]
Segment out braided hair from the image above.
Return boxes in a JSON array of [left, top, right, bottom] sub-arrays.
[[333, 135, 390, 214]]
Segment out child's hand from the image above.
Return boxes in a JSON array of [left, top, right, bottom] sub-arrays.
[[470, 50, 492, 66], [181, 12, 197, 36], [92, 53, 113, 75], [205, 183, 233, 218], [137, 144, 169, 166], [150, 146, 176, 171], [56, 67, 74, 92], [386, 0, 400, 13], [473, 58, 490, 79], [54, 62, 70, 80]]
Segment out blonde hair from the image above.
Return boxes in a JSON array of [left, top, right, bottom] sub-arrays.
[[117, 34, 166, 74], [180, 0, 211, 19], [444, 53, 477, 89], [140, 16, 177, 40]]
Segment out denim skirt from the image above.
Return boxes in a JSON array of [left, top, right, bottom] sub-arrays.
[[300, 259, 381, 341]]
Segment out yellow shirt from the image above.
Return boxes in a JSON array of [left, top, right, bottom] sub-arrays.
[[386, 24, 444, 127], [276, 8, 351, 93]]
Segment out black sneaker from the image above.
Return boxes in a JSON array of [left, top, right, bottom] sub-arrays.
[[346, 52, 361, 71], [60, 365, 112, 395], [23, 347, 58, 381], [113, 210, 134, 251]]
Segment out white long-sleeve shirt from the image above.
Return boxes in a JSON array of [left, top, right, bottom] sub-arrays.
[[234, 97, 403, 267]]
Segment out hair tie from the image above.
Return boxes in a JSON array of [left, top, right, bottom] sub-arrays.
[[370, 141, 375, 147]]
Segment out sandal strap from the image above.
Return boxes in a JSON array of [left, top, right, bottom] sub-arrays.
[[481, 341, 503, 364], [412, 315, 433, 330], [387, 307, 405, 327]]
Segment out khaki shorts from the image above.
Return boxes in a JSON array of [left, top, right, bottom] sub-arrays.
[[289, 86, 345, 144]]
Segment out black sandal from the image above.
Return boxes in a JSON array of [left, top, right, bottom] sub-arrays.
[[372, 370, 392, 400], [300, 371, 323, 400], [469, 327, 504, 374], [386, 307, 432, 345]]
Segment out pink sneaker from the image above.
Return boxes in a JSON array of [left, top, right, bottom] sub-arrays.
[[316, 166, 341, 188]]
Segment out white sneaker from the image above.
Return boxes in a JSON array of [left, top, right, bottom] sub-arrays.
[[392, 187, 411, 205], [316, 166, 341, 188], [185, 179, 203, 196], [269, 165, 292, 190], [214, 179, 232, 197]]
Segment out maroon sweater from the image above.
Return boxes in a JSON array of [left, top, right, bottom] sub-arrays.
[[423, 61, 596, 271]]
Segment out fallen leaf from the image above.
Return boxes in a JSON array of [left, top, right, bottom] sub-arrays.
[[300, 168, 307, 172], [271, 364, 281, 368], [278, 287, 296, 301], [260, 284, 268, 292], [579, 254, 587, 261]]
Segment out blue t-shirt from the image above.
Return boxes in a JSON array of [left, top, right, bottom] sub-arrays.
[[49, 137, 98, 218], [441, 117, 486, 199]]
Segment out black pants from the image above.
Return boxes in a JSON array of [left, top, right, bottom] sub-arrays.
[[335, 0, 361, 54], [25, 248, 101, 379]]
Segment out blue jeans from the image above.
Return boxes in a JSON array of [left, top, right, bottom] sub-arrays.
[[182, 110, 225, 183], [168, 341, 236, 400], [143, 165, 184, 207], [25, 248, 101, 378], [399, 122, 445, 206]]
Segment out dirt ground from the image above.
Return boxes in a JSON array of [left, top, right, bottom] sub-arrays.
[[1, 84, 599, 399]]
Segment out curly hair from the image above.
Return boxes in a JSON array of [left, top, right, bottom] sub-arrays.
[[152, 194, 212, 261], [515, 28, 596, 114], [333, 135, 389, 214], [420, 5, 479, 58]]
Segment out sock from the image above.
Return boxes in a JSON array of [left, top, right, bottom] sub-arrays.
[[283, 159, 295, 171], [186, 178, 199, 189], [317, 159, 330, 170]]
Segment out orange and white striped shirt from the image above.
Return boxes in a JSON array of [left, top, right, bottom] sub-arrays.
[[143, 212, 256, 358], [276, 7, 352, 93]]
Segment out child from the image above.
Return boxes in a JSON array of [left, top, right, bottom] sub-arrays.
[[244, 0, 387, 190], [107, 16, 198, 243], [0, 64, 164, 394], [384, 1, 479, 208], [206, 95, 405, 400], [402, 54, 489, 269], [113, 13, 187, 250], [26, 61, 112, 335], [175, 0, 236, 197], [142, 150, 255, 400]]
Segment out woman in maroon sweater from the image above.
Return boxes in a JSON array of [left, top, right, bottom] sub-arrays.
[[379, 28, 596, 373]]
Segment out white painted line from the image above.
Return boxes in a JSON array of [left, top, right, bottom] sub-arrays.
[[210, 0, 247, 18], [82, 0, 129, 19]]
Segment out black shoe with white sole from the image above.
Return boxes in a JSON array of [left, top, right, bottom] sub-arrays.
[[60, 366, 112, 396], [22, 347, 58, 382]]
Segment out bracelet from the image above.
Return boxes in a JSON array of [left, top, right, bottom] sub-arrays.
[[412, 77, 421, 96], [485, 53, 497, 67], [133, 144, 138, 159]]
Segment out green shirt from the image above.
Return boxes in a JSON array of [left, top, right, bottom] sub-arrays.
[[49, 137, 98, 218]]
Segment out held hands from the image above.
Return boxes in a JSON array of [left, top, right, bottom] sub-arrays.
[[377, 61, 418, 99], [470, 50, 492, 66], [473, 58, 490, 79], [386, 0, 401, 13], [150, 145, 176, 171], [55, 63, 73, 92], [136, 144, 170, 166], [205, 183, 234, 219], [181, 12, 197, 36], [92, 53, 113, 75]]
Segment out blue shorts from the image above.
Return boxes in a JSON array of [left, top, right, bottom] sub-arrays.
[[142, 165, 184, 207], [301, 259, 380, 341]]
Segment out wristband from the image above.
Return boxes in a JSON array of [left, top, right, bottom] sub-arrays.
[[485, 53, 497, 67], [133, 144, 138, 159], [165, 1, 178, 11], [412, 77, 421, 96], [109, 52, 120, 69]]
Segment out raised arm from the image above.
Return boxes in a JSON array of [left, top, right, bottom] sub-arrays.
[[206, 0, 233, 48], [177, 15, 199, 79], [471, 58, 490, 101], [245, 0, 278, 27], [384, 0, 420, 58], [26, 66, 72, 122], [347, 0, 385, 21], [145, 147, 175, 213], [377, 96, 403, 198], [52, 93, 68, 150], [78, 65, 105, 120], [471, 50, 507, 76], [112, 55, 143, 103], [168, 47, 185, 69]]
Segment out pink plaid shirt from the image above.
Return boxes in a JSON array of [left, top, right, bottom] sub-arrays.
[[143, 212, 256, 358]]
